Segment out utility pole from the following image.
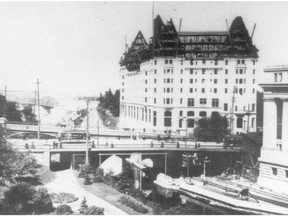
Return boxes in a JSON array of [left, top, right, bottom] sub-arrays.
[[97, 119, 99, 146], [37, 79, 40, 140], [3, 86, 7, 118], [230, 86, 236, 134], [85, 100, 90, 164], [34, 90, 36, 124]]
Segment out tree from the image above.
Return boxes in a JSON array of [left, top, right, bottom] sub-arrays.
[[97, 89, 120, 117], [0, 126, 37, 186], [194, 112, 230, 142], [0, 95, 22, 122], [22, 105, 37, 124]]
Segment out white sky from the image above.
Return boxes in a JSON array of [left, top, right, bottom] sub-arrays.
[[0, 1, 287, 98]]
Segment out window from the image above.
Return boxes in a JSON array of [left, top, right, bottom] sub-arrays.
[[154, 79, 157, 83], [215, 60, 218, 65], [214, 88, 217, 93], [225, 79, 228, 84], [188, 98, 194, 107], [153, 111, 157, 126], [199, 111, 207, 117], [145, 80, 147, 84], [166, 98, 170, 104], [167, 88, 170, 93], [190, 59, 193, 65], [202, 69, 205, 74], [253, 88, 255, 94], [190, 69, 193, 74], [214, 79, 217, 84], [225, 69, 228, 74], [145, 97, 147, 102], [145, 88, 147, 92], [154, 60, 157, 65], [200, 98, 207, 105], [202, 59, 206, 64], [214, 69, 218, 75], [154, 88, 156, 93], [225, 88, 228, 93], [154, 98, 156, 104], [180, 98, 183, 104], [236, 69, 238, 74], [202, 88, 205, 93], [253, 79, 255, 84], [225, 60, 228, 65], [190, 88, 193, 93], [240, 69, 243, 74], [237, 59, 240, 64], [253, 69, 255, 75], [169, 59, 173, 64], [242, 59, 245, 64], [252, 104, 255, 112], [237, 117, 243, 128], [181, 79, 183, 83], [180, 88, 183, 93], [179, 118, 183, 128], [145, 71, 148, 76], [272, 167, 277, 176], [239, 79, 243, 84], [155, 69, 157, 74], [181, 69, 183, 74], [212, 98, 219, 107], [236, 79, 238, 84], [165, 59, 168, 64], [202, 79, 205, 84], [224, 103, 228, 111], [187, 111, 194, 117], [190, 79, 193, 84], [164, 111, 172, 127]]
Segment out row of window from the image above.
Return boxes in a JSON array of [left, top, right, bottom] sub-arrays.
[[142, 68, 256, 77], [153, 58, 256, 67]]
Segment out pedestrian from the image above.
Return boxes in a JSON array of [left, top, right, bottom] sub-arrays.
[[31, 142, 35, 149], [197, 143, 200, 148], [56, 142, 59, 149], [111, 143, 114, 148], [151, 141, 153, 148], [25, 143, 29, 149], [59, 142, 62, 149], [53, 141, 55, 149], [177, 142, 180, 148], [105, 142, 108, 148], [92, 141, 95, 148], [161, 141, 164, 148], [195, 142, 198, 148]]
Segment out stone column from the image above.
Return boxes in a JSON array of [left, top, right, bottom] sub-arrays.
[[282, 100, 288, 151], [263, 98, 277, 149], [43, 143, 51, 169]]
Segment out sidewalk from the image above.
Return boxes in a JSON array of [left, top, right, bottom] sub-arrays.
[[45, 169, 128, 215]]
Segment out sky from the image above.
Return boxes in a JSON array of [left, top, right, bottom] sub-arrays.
[[0, 1, 287, 99]]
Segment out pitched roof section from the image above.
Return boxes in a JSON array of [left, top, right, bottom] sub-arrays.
[[120, 15, 259, 71]]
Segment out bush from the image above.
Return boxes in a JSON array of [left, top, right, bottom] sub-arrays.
[[84, 175, 92, 185], [78, 164, 92, 178], [51, 192, 78, 204], [30, 187, 54, 214], [4, 182, 35, 214], [3, 183, 53, 214], [56, 204, 73, 215], [83, 205, 104, 215], [119, 195, 148, 214]]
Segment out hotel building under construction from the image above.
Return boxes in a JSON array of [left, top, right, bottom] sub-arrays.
[[119, 15, 259, 135]]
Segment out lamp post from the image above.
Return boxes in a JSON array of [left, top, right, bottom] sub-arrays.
[[203, 157, 210, 181]]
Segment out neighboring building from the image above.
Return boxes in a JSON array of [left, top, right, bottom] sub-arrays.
[[119, 15, 259, 134], [240, 132, 262, 181], [258, 65, 288, 193]]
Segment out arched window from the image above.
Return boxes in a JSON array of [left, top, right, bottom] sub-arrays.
[[199, 111, 207, 117], [188, 119, 195, 128], [164, 111, 172, 127]]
